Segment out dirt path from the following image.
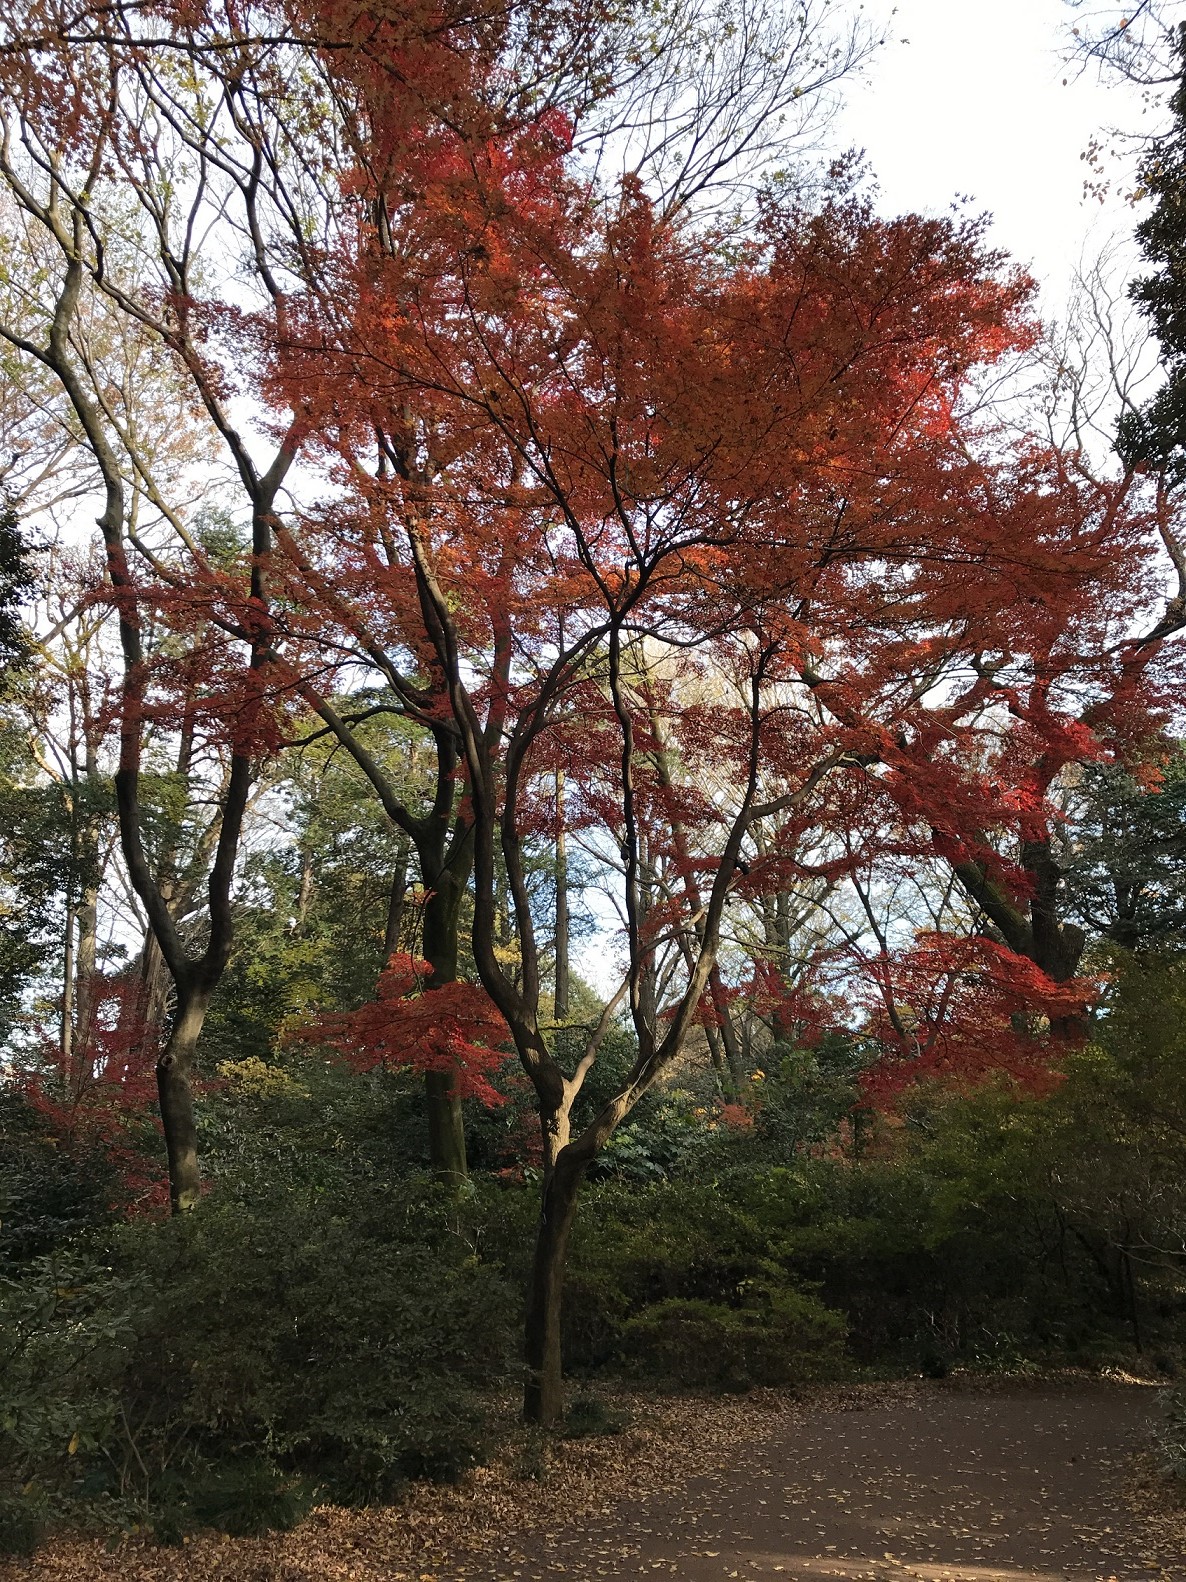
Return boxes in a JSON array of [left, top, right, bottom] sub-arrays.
[[6, 1380, 1179, 1581], [482, 1383, 1171, 1582]]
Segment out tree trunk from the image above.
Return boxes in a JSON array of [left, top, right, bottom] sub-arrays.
[[72, 880, 99, 1089], [294, 843, 314, 931], [61, 899, 76, 1084], [421, 869, 468, 1184], [157, 988, 209, 1213], [384, 842, 410, 958], [555, 770, 569, 1020], [136, 930, 173, 1041], [710, 963, 744, 1094], [524, 1152, 585, 1425], [424, 1067, 467, 1186]]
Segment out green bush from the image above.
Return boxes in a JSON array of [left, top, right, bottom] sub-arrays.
[[0, 1087, 116, 1261], [561, 1391, 627, 1438], [0, 1246, 146, 1550], [0, 1486, 50, 1557], [0, 1177, 517, 1545], [554, 1179, 848, 1384], [621, 1286, 846, 1390]]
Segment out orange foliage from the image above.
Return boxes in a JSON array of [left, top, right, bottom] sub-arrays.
[[859, 934, 1093, 1106], [292, 953, 511, 1106], [19, 976, 169, 1214]]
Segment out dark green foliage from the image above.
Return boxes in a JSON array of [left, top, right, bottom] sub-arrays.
[[0, 1088, 116, 1261], [159, 1457, 313, 1544], [0, 1179, 516, 1546], [545, 950, 1186, 1384], [0, 1246, 144, 1551], [560, 1391, 626, 1438], [590, 1089, 717, 1182], [198, 1051, 437, 1189], [1119, 25, 1186, 476], [555, 1178, 847, 1381], [751, 1034, 874, 1158], [1064, 761, 1186, 950], [0, 735, 114, 1039], [0, 1487, 48, 1556], [0, 499, 31, 686], [621, 1289, 846, 1391]]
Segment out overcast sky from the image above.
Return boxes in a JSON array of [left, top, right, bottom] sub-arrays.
[[835, 0, 1154, 314]]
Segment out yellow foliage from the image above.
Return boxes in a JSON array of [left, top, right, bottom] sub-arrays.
[[214, 1056, 309, 1100]]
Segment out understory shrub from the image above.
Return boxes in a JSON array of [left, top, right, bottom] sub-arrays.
[[621, 1287, 846, 1390], [0, 1177, 516, 1547], [0, 1087, 117, 1261], [558, 1179, 848, 1382]]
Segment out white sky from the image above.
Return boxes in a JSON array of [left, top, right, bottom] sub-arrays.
[[835, 0, 1155, 316]]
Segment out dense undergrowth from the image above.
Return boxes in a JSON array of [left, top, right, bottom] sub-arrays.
[[2, 957, 1184, 1554]]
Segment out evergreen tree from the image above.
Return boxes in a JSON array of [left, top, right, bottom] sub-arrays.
[[1119, 23, 1186, 477], [0, 499, 30, 687]]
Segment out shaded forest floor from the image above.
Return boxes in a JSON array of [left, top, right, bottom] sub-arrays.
[[4, 1377, 1183, 1582]]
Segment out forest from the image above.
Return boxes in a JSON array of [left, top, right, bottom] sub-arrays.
[[0, 0, 1185, 1568]]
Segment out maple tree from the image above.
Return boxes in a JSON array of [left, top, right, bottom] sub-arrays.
[[0, 0, 507, 1198], [3, 0, 1182, 1449], [294, 951, 511, 1106], [0, 0, 869, 1199], [259, 49, 1186, 1412]]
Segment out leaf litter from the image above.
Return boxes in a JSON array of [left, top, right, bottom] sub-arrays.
[[2, 1378, 1182, 1582]]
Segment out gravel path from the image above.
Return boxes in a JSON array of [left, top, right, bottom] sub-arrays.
[[482, 1383, 1171, 1582]]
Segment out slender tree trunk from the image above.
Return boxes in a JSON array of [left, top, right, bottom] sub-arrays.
[[136, 930, 173, 1041], [294, 844, 314, 931], [524, 1149, 585, 1425], [555, 770, 569, 1020], [421, 871, 468, 1185], [384, 842, 409, 958], [703, 1020, 729, 1087], [709, 963, 744, 1094], [61, 900, 76, 1083], [156, 988, 210, 1213], [72, 880, 99, 1085]]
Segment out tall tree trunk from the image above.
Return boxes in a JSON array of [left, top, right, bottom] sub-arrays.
[[420, 868, 468, 1185], [61, 884, 100, 1099], [156, 987, 210, 1213], [524, 1146, 585, 1425], [61, 898, 75, 1071], [554, 770, 569, 1020], [384, 841, 410, 958], [709, 963, 744, 1094], [136, 930, 173, 1043], [294, 843, 314, 931], [73, 880, 99, 1057], [703, 1020, 729, 1088]]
